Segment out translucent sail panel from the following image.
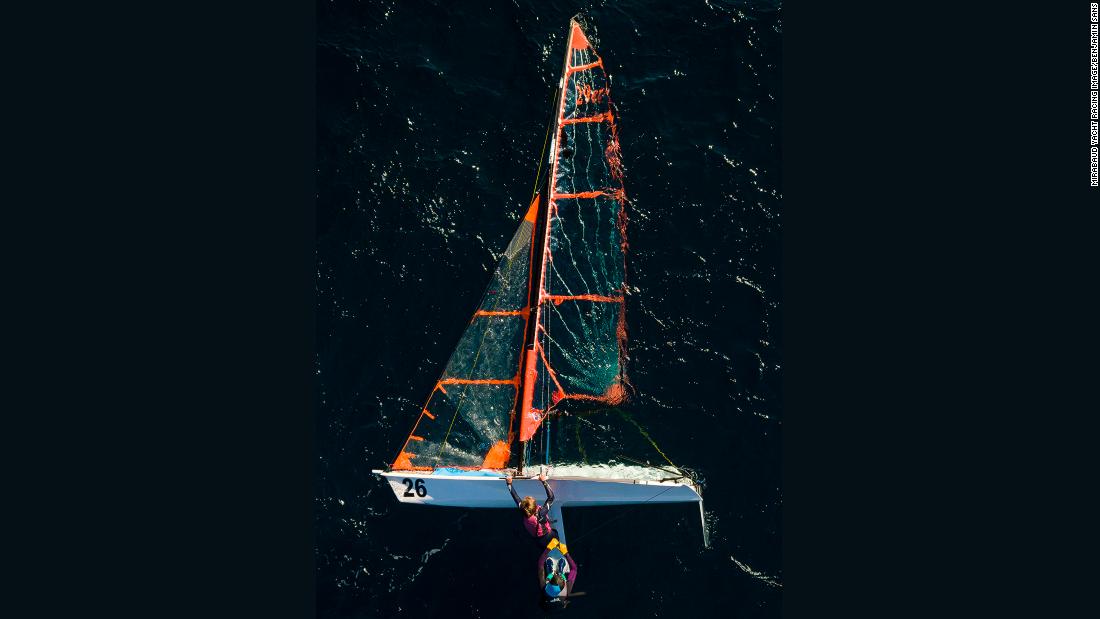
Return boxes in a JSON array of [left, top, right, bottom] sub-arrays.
[[393, 201, 538, 471], [547, 195, 626, 298], [555, 122, 616, 195], [541, 192, 627, 403], [480, 216, 536, 313], [398, 382, 516, 469], [519, 262, 627, 444], [544, 298, 624, 397], [554, 26, 622, 196]]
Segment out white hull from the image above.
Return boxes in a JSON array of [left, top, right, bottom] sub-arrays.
[[372, 465, 708, 545], [373, 469, 701, 508]]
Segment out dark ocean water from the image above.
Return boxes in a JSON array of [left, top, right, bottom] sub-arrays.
[[317, 1, 781, 616]]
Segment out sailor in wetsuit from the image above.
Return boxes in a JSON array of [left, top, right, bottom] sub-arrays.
[[504, 471, 557, 545], [537, 537, 578, 607]]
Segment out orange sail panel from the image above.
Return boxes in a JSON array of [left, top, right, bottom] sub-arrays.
[[391, 196, 541, 470], [519, 20, 629, 443]]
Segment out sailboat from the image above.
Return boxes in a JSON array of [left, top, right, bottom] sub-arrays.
[[372, 18, 707, 549]]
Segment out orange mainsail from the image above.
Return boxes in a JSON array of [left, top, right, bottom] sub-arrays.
[[519, 19, 629, 442]]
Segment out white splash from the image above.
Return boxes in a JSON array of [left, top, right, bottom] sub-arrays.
[[730, 555, 782, 588]]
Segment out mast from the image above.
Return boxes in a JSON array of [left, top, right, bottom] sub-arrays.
[[517, 19, 581, 472], [515, 184, 547, 474]]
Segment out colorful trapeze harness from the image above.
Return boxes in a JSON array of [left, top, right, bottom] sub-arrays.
[[508, 478, 555, 539], [541, 538, 576, 601]]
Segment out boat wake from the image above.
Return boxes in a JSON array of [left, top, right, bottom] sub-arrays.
[[730, 555, 782, 589]]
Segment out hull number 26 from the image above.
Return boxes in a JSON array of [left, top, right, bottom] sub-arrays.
[[402, 478, 427, 497]]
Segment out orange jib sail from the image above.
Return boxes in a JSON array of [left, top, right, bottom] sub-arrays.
[[391, 197, 540, 471]]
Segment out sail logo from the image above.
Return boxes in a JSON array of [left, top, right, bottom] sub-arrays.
[[527, 409, 544, 425], [575, 84, 608, 106]]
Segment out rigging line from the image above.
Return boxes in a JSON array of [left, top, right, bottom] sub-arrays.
[[545, 259, 553, 466], [545, 307, 553, 465], [569, 484, 680, 544], [574, 422, 588, 464], [616, 408, 680, 472], [547, 406, 554, 466], [530, 84, 561, 201]]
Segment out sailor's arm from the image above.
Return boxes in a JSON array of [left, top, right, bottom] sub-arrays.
[[538, 471, 554, 508], [504, 473, 522, 506], [565, 553, 578, 587], [537, 546, 552, 584]]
